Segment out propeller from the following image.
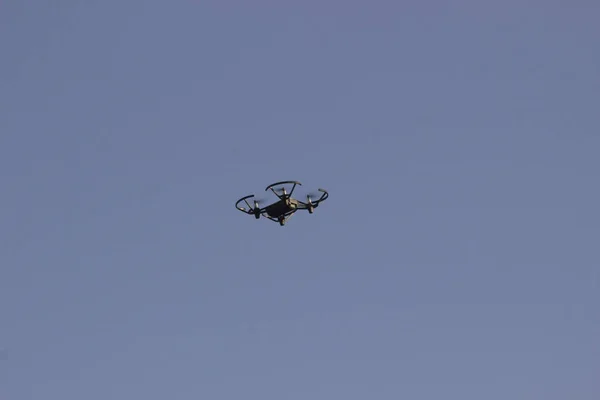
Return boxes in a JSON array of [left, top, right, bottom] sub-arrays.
[[273, 187, 288, 197], [307, 191, 326, 202], [252, 197, 267, 205]]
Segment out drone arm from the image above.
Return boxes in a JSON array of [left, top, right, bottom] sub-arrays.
[[282, 211, 295, 223], [261, 210, 297, 225], [261, 214, 283, 224]]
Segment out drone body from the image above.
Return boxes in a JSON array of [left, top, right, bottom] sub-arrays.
[[235, 180, 328, 226]]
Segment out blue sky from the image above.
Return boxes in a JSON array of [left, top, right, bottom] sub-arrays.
[[1, 1, 599, 399]]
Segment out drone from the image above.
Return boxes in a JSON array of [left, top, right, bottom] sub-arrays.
[[235, 180, 329, 226]]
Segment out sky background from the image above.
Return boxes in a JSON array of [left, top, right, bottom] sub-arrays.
[[1, 1, 599, 399]]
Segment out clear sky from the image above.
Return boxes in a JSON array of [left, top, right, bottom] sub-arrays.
[[1, 1, 599, 399]]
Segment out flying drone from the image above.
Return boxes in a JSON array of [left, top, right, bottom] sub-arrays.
[[235, 180, 329, 226]]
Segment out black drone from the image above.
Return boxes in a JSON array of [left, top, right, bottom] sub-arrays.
[[235, 180, 329, 226]]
